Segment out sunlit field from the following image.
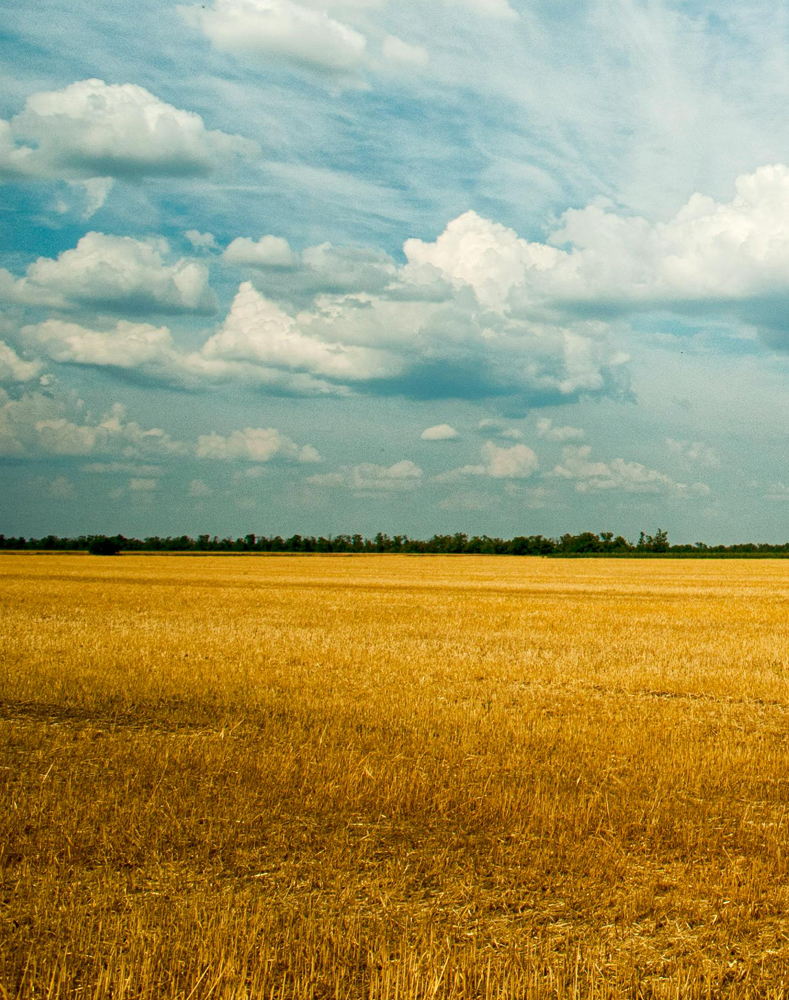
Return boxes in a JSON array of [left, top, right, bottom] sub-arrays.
[[4, 554, 789, 998]]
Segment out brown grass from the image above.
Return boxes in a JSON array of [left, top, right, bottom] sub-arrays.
[[3, 553, 789, 998]]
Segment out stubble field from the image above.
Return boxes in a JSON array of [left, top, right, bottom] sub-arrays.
[[3, 553, 789, 998]]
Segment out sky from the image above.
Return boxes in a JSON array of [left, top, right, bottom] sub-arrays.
[[4, 0, 789, 543]]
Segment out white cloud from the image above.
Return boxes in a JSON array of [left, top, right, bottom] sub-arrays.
[[551, 445, 710, 496], [185, 230, 218, 250], [29, 474, 77, 500], [23, 318, 176, 368], [305, 471, 346, 487], [0, 389, 323, 480], [203, 281, 398, 380], [351, 459, 422, 490], [0, 393, 187, 459], [445, 0, 517, 19], [403, 211, 563, 313], [439, 440, 538, 480], [381, 35, 429, 69], [82, 462, 163, 475], [19, 311, 352, 397], [232, 465, 267, 483], [480, 440, 537, 478], [223, 235, 296, 268], [13, 219, 631, 406], [195, 426, 320, 463], [182, 0, 368, 77], [0, 341, 42, 383], [18, 264, 625, 403], [299, 242, 396, 295], [665, 438, 720, 469], [27, 319, 344, 395], [3, 232, 216, 315], [477, 418, 523, 439], [0, 119, 34, 179], [74, 177, 115, 219], [421, 423, 459, 440], [403, 169, 789, 342], [504, 483, 554, 509], [189, 478, 212, 497], [308, 459, 422, 491], [437, 491, 489, 511], [0, 79, 256, 183], [536, 417, 585, 441], [222, 276, 621, 403]]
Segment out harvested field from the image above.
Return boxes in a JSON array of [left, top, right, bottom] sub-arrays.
[[3, 553, 789, 998]]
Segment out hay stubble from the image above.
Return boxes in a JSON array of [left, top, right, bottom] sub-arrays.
[[3, 554, 789, 997]]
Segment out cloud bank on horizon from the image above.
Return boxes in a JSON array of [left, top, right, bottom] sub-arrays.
[[3, 0, 789, 541]]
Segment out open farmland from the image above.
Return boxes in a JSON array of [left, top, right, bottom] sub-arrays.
[[4, 554, 789, 998]]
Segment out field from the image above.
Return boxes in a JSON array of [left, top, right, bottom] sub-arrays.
[[4, 554, 789, 998]]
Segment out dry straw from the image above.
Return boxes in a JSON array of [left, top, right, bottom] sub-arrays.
[[3, 553, 789, 998]]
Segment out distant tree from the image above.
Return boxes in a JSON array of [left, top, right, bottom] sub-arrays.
[[637, 529, 670, 553], [651, 528, 669, 552], [88, 536, 123, 555]]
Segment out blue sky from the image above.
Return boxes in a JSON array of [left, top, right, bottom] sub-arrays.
[[4, 0, 789, 542]]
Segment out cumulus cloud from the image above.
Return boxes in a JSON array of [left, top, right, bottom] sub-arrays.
[[223, 235, 296, 268], [189, 478, 212, 497], [381, 35, 429, 69], [665, 438, 720, 469], [129, 477, 157, 491], [72, 177, 115, 219], [27, 474, 76, 500], [22, 314, 346, 395], [185, 231, 218, 251], [0, 393, 187, 459], [82, 462, 163, 475], [222, 238, 396, 300], [308, 459, 422, 491], [0, 341, 42, 383], [298, 243, 396, 297], [351, 460, 422, 490], [0, 389, 319, 478], [49, 475, 76, 499], [214, 278, 622, 404], [405, 168, 789, 344], [305, 472, 345, 487], [2, 233, 216, 316], [403, 211, 562, 313], [18, 268, 626, 404], [13, 218, 632, 406], [203, 281, 397, 380], [195, 426, 320, 463], [477, 418, 522, 439], [446, 0, 517, 19], [421, 423, 459, 440], [536, 417, 585, 441], [551, 445, 710, 496], [477, 418, 504, 433], [439, 440, 538, 480], [0, 79, 256, 183], [19, 311, 352, 397], [182, 0, 368, 78], [546, 166, 789, 313], [0, 119, 33, 179]]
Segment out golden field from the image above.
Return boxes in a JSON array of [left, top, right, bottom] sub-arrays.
[[3, 554, 789, 998]]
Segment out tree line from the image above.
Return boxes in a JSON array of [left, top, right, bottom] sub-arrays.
[[4, 528, 789, 555]]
